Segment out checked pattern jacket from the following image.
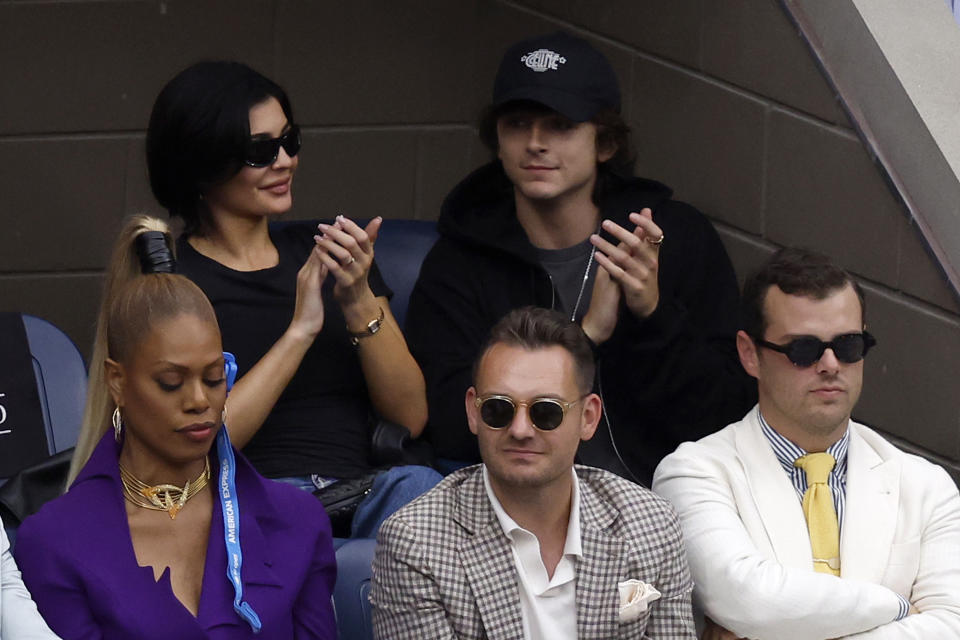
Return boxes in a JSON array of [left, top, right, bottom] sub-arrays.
[[370, 464, 696, 639]]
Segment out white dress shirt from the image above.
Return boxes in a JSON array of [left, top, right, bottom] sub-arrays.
[[483, 467, 582, 640], [0, 520, 61, 638]]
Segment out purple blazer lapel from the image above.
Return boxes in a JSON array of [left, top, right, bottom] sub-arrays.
[[76, 433, 212, 638]]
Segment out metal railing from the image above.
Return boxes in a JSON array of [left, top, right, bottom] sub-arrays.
[[947, 0, 960, 22]]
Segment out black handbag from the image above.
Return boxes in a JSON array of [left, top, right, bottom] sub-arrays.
[[313, 473, 377, 538], [312, 419, 436, 537], [0, 448, 73, 528]]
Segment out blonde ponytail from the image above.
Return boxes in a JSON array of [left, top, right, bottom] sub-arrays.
[[67, 215, 176, 486]]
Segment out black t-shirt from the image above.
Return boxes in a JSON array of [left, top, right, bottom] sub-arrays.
[[177, 221, 392, 479], [534, 237, 597, 323]]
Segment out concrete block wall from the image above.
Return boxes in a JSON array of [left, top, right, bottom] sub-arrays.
[[1, 0, 957, 477]]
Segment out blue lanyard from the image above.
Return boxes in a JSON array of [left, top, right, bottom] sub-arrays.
[[218, 352, 262, 633]]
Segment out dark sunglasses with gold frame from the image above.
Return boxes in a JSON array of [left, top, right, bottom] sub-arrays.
[[474, 394, 583, 431]]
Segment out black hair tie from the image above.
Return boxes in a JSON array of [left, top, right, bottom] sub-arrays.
[[136, 231, 176, 274]]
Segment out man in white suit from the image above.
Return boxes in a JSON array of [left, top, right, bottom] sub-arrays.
[[653, 247, 960, 640]]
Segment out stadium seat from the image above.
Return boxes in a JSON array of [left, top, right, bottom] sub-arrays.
[[22, 314, 87, 454], [333, 537, 377, 640], [372, 219, 438, 328], [0, 314, 86, 543]]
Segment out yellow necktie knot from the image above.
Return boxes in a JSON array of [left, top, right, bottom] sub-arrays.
[[794, 452, 840, 575], [794, 452, 836, 485]]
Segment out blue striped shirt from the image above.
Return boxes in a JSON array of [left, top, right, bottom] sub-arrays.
[[758, 410, 848, 531], [758, 410, 909, 621]]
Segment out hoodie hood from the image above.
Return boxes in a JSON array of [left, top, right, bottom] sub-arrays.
[[437, 161, 675, 258]]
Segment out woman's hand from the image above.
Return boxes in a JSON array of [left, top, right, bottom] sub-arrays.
[[314, 215, 382, 313], [288, 246, 328, 340]]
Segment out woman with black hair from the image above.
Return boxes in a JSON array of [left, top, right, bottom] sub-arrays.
[[128, 61, 438, 536]]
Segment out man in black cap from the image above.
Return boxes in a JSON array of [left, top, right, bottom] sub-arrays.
[[406, 31, 756, 485]]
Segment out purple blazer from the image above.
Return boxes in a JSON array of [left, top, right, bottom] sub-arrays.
[[15, 431, 337, 640]]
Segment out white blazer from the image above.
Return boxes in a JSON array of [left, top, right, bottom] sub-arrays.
[[0, 520, 60, 639], [653, 406, 960, 640]]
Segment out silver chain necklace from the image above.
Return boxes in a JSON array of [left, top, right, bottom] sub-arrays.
[[569, 229, 600, 322]]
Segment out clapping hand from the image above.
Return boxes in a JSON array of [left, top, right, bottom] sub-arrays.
[[581, 208, 663, 344], [289, 245, 328, 340], [314, 215, 382, 307]]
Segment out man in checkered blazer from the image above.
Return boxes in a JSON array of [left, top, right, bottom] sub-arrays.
[[371, 307, 696, 639]]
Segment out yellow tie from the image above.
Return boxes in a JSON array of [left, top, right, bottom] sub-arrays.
[[794, 453, 840, 576]]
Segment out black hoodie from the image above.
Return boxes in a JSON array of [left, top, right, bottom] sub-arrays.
[[406, 162, 757, 485]]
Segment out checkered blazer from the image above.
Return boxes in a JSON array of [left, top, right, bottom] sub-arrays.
[[371, 464, 696, 639]]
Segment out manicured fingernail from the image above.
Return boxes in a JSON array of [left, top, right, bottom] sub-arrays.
[[336, 214, 344, 222]]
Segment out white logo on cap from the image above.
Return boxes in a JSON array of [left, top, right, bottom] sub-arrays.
[[521, 48, 567, 73]]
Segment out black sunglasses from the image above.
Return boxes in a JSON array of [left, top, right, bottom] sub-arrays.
[[244, 125, 301, 167], [753, 331, 877, 367], [474, 394, 581, 431]]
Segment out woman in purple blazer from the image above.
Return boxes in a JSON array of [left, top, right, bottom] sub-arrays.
[[14, 217, 336, 640]]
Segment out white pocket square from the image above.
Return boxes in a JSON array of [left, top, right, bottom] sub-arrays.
[[618, 579, 661, 623]]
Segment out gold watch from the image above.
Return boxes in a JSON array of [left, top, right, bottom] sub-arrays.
[[349, 307, 385, 345]]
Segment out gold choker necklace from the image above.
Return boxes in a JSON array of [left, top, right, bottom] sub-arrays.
[[119, 458, 210, 520]]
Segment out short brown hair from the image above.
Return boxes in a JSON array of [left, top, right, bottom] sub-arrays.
[[477, 102, 633, 204], [742, 247, 866, 339], [473, 306, 596, 394]]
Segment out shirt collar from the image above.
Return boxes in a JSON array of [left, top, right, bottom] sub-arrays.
[[758, 409, 849, 477], [482, 465, 582, 558]]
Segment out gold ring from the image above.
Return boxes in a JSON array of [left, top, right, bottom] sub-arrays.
[[646, 234, 665, 246], [345, 257, 356, 266]]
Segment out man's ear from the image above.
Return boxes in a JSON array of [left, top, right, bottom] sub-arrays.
[[596, 135, 616, 164], [104, 358, 126, 408], [579, 393, 602, 442], [736, 330, 760, 380], [465, 386, 480, 436]]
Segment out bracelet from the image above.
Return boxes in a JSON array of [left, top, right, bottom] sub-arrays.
[[348, 307, 385, 346]]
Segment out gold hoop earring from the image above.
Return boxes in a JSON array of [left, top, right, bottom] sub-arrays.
[[112, 407, 123, 442], [220, 405, 227, 427]]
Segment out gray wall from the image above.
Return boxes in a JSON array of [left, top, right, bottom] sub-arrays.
[[2, 0, 957, 477]]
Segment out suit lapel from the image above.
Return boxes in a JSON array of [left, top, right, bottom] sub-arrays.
[[840, 424, 899, 582], [576, 478, 627, 639], [455, 471, 525, 640], [735, 412, 813, 569]]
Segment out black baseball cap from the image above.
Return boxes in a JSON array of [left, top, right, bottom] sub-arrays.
[[492, 32, 621, 122]]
